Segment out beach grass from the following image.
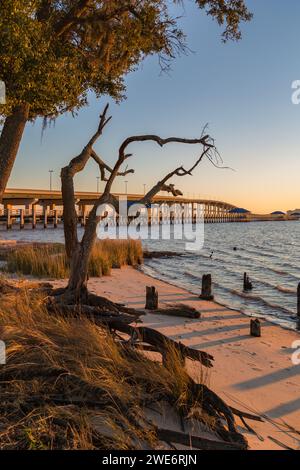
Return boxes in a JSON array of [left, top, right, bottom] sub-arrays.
[[0, 282, 209, 450], [4, 239, 143, 279]]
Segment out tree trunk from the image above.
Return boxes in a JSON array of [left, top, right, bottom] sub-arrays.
[[66, 244, 90, 302], [61, 167, 80, 259], [66, 204, 100, 301], [0, 104, 30, 201]]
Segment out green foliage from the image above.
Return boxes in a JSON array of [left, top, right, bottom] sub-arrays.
[[196, 0, 252, 41], [5, 239, 143, 279], [0, 1, 251, 120]]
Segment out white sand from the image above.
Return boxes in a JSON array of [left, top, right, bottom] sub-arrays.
[[54, 266, 300, 450]]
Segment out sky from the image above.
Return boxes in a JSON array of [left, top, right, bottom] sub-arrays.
[[8, 0, 300, 214]]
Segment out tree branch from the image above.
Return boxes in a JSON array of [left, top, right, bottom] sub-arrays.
[[139, 146, 212, 205], [90, 150, 134, 182], [55, 0, 93, 37], [54, 1, 141, 38]]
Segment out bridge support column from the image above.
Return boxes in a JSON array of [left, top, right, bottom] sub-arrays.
[[19, 209, 25, 229], [43, 206, 48, 229], [25, 204, 31, 216], [54, 209, 58, 228], [6, 205, 12, 230], [80, 205, 87, 227], [32, 205, 37, 229]]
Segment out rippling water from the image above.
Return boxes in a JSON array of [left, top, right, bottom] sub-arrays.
[[142, 221, 300, 331], [1, 221, 300, 331]]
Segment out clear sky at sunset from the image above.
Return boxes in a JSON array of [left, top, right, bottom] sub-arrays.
[[8, 0, 300, 214]]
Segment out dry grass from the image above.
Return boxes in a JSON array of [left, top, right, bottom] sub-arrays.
[[4, 240, 143, 279], [0, 282, 211, 450]]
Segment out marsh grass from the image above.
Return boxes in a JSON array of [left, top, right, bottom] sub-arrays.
[[0, 283, 210, 450], [4, 239, 143, 279]]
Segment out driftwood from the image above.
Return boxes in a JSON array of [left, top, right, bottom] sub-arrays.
[[154, 303, 201, 319], [109, 321, 214, 368], [156, 428, 246, 450]]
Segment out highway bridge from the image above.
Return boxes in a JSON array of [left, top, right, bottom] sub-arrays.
[[0, 188, 242, 229]]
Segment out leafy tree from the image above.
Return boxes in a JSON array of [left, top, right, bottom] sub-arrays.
[[0, 0, 251, 200]]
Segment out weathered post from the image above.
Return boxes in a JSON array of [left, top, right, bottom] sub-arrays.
[[200, 274, 214, 301], [243, 272, 253, 291], [32, 205, 36, 229], [19, 209, 25, 229], [250, 319, 261, 337], [145, 286, 158, 310], [297, 282, 300, 317]]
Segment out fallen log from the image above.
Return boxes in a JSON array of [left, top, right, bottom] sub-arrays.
[[156, 428, 246, 450], [154, 303, 201, 319], [109, 321, 214, 368]]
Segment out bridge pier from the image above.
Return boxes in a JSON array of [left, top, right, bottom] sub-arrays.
[[5, 205, 12, 230], [54, 209, 58, 228], [80, 205, 87, 227], [43, 206, 48, 229], [32, 205, 37, 229], [19, 209, 25, 229]]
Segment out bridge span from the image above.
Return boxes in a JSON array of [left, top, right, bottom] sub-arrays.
[[0, 188, 243, 229]]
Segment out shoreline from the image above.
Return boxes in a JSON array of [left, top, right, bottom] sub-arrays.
[[53, 265, 300, 450], [140, 264, 300, 334]]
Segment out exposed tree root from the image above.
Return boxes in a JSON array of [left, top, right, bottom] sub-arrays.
[[46, 286, 144, 326], [0, 279, 259, 449], [109, 320, 214, 368]]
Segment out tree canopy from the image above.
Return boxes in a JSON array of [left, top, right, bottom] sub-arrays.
[[0, 0, 252, 121]]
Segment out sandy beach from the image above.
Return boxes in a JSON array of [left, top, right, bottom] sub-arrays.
[[53, 266, 300, 450]]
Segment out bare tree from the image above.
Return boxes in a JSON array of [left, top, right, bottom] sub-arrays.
[[60, 104, 218, 304]]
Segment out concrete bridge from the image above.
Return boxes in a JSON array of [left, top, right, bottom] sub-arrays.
[[0, 188, 243, 229]]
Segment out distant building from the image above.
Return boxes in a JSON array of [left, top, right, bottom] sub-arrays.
[[270, 211, 286, 220], [287, 209, 300, 219], [229, 208, 250, 214]]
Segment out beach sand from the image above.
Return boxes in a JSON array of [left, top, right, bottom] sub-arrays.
[[54, 265, 300, 451]]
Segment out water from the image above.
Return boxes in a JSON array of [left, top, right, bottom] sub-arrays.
[[1, 221, 300, 331], [142, 221, 300, 331]]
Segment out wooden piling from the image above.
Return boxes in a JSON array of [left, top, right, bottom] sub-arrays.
[[19, 209, 24, 229], [243, 272, 253, 291], [145, 286, 158, 310], [200, 274, 214, 301], [250, 319, 261, 337]]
